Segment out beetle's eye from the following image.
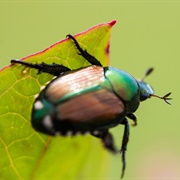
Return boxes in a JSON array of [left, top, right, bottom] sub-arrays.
[[140, 94, 149, 101]]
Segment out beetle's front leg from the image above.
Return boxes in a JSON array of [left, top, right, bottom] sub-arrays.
[[91, 131, 117, 153], [120, 118, 130, 178], [127, 113, 137, 126], [67, 34, 102, 67]]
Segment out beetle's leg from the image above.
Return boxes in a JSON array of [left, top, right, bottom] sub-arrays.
[[127, 113, 137, 126], [11, 60, 71, 76], [91, 131, 117, 153], [67, 34, 102, 67], [119, 118, 130, 179]]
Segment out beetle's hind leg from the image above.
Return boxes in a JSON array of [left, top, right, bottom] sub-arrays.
[[11, 60, 71, 76], [67, 34, 102, 67], [91, 130, 117, 153], [119, 118, 130, 179]]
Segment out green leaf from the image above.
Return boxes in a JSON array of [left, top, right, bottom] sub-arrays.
[[0, 20, 116, 179]]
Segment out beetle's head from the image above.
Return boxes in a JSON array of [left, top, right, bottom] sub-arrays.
[[138, 68, 172, 105]]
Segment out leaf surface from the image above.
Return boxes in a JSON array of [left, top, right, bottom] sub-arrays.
[[0, 20, 116, 179]]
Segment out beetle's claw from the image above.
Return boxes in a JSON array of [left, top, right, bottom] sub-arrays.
[[116, 150, 125, 178], [113, 150, 125, 178], [119, 150, 126, 179], [131, 120, 137, 126], [66, 34, 72, 39]]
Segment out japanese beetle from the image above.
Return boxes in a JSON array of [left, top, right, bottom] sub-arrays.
[[11, 34, 172, 178]]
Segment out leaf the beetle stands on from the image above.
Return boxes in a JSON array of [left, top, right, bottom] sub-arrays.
[[0, 20, 116, 179]]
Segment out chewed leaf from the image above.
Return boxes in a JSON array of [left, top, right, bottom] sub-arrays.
[[0, 20, 116, 179]]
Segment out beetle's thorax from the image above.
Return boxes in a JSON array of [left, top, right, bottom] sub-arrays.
[[103, 67, 140, 113]]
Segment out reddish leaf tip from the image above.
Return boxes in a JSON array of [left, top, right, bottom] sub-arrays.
[[109, 20, 117, 27]]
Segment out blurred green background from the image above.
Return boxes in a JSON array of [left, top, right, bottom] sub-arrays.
[[0, 1, 179, 179]]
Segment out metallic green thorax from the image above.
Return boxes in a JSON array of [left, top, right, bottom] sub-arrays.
[[103, 67, 140, 113]]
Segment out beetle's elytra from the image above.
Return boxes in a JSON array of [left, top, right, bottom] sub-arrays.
[[11, 34, 172, 178]]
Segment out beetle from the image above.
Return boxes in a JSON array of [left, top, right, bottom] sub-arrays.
[[11, 34, 172, 178]]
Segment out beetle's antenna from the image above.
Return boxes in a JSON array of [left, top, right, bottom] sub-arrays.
[[151, 92, 172, 105], [141, 67, 154, 81]]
